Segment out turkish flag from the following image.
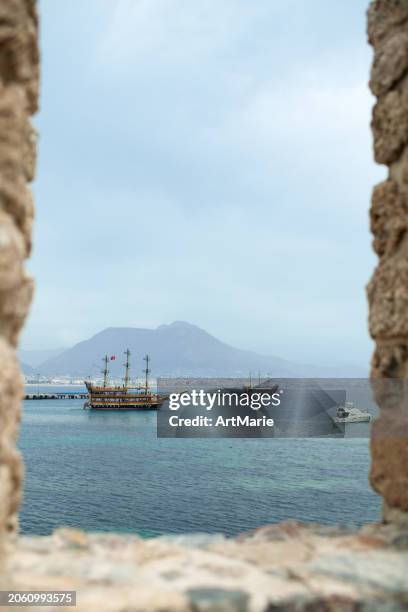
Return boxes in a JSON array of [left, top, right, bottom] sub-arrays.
[[110, 355, 116, 360]]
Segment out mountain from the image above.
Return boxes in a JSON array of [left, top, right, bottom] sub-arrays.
[[19, 348, 66, 368], [37, 322, 366, 378], [20, 361, 35, 376], [38, 321, 310, 378]]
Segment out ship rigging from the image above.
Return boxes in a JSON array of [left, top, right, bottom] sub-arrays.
[[84, 349, 165, 410]]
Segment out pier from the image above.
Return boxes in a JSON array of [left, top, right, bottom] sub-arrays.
[[24, 393, 88, 400]]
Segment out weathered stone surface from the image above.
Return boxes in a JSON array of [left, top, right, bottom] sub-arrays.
[[370, 179, 408, 257], [383, 504, 408, 528], [372, 89, 408, 165], [368, 0, 408, 47], [5, 524, 408, 611], [0, 339, 23, 542], [370, 417, 408, 511], [368, 0, 408, 521], [0, 0, 39, 113], [371, 342, 408, 378], [368, 254, 408, 339], [370, 31, 408, 97], [370, 378, 408, 415], [0, 84, 36, 254], [0, 273, 34, 346], [0, 211, 25, 290], [22, 121, 37, 182], [0, 0, 38, 573]]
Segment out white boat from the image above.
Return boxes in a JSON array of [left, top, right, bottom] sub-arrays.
[[334, 402, 371, 424]]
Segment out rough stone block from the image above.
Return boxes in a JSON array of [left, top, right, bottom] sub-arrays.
[[370, 31, 408, 97], [0, 273, 34, 346], [368, 254, 408, 339], [0, 0, 39, 113], [371, 343, 408, 378], [368, 0, 408, 47], [22, 121, 37, 182], [370, 416, 408, 511], [6, 524, 408, 611], [0, 339, 23, 539], [370, 179, 407, 257], [0, 212, 25, 291], [372, 89, 408, 165]]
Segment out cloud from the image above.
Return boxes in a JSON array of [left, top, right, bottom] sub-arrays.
[[91, 0, 381, 219], [97, 0, 267, 69], [24, 0, 382, 369]]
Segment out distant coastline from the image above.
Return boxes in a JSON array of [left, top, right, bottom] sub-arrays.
[[24, 382, 85, 387]]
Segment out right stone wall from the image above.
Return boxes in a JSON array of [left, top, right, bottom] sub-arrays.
[[367, 0, 408, 523]]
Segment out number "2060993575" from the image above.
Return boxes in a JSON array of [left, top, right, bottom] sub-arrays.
[[0, 591, 76, 606]]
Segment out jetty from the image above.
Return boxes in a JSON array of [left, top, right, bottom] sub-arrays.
[[24, 392, 88, 400]]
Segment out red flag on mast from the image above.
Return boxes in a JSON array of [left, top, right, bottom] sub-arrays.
[[110, 355, 116, 360]]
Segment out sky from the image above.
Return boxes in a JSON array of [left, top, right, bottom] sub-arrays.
[[22, 0, 386, 368]]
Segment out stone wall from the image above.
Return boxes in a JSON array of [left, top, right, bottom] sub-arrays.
[[8, 522, 408, 611], [0, 0, 38, 561], [367, 0, 408, 523]]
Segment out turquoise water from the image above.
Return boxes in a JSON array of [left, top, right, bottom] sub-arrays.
[[18, 399, 381, 536]]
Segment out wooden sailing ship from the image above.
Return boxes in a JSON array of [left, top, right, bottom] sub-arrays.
[[84, 350, 165, 410]]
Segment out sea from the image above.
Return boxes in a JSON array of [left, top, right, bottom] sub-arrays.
[[18, 386, 381, 537]]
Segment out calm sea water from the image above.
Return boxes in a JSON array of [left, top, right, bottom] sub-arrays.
[[18, 392, 381, 536]]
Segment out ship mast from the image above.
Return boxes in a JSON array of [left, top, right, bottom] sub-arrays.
[[102, 355, 109, 388], [123, 349, 131, 389], [143, 354, 150, 394]]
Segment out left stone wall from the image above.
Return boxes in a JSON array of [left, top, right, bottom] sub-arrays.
[[0, 0, 38, 558]]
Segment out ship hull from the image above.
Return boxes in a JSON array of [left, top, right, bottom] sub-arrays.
[[84, 381, 165, 411], [87, 406, 161, 411]]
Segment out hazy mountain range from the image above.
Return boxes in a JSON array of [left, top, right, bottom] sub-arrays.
[[20, 321, 366, 378], [19, 348, 66, 368], [20, 361, 35, 376]]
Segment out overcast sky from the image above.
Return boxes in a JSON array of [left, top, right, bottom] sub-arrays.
[[22, 0, 385, 368]]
